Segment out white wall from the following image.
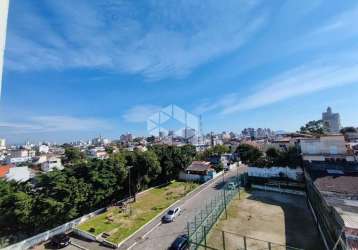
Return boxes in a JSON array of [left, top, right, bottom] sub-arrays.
[[3, 208, 106, 250], [300, 136, 347, 155], [6, 167, 31, 182], [0, 0, 9, 97], [248, 166, 303, 181]]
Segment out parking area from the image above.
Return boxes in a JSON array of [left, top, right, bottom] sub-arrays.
[[33, 233, 111, 250]]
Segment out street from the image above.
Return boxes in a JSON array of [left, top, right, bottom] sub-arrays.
[[44, 165, 246, 250], [120, 165, 246, 250]]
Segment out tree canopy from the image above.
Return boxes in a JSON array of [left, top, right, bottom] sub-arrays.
[[236, 144, 262, 164], [196, 145, 230, 161], [340, 127, 358, 134], [299, 120, 327, 135], [0, 145, 197, 243]]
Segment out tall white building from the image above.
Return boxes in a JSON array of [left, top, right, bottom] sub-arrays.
[[0, 138, 5, 150], [322, 107, 341, 133]]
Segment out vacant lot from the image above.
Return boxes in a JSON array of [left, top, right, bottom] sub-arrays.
[[205, 190, 324, 250], [77, 181, 198, 244]]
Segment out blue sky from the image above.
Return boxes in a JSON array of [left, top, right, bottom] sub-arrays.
[[1, 0, 358, 144]]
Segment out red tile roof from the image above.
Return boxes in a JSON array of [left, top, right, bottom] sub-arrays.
[[0, 165, 11, 177]]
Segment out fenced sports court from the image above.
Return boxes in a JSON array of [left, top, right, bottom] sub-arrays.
[[187, 175, 310, 250]]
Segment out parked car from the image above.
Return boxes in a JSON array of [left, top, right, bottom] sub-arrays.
[[162, 207, 181, 223], [50, 233, 70, 248], [227, 182, 238, 190], [169, 235, 189, 250]]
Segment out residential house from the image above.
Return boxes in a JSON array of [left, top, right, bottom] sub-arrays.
[[179, 161, 217, 182], [88, 147, 108, 160], [38, 144, 49, 154], [5, 166, 32, 182], [263, 137, 295, 152], [41, 157, 64, 172], [0, 164, 11, 178], [300, 135, 355, 162]]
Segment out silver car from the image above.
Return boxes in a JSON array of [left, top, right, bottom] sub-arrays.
[[162, 207, 181, 223]]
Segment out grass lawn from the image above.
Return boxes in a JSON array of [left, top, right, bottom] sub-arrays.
[[77, 181, 198, 244]]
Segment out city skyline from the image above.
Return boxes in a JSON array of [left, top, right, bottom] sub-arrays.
[[1, 1, 358, 143]]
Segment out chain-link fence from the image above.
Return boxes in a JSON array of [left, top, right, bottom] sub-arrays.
[[192, 229, 303, 250], [187, 174, 243, 250], [186, 173, 303, 250]]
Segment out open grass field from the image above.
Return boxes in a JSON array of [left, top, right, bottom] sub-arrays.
[[77, 181, 198, 244], [204, 190, 324, 250]]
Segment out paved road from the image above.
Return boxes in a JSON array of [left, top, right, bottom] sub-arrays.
[[120, 165, 247, 250], [55, 165, 247, 250]]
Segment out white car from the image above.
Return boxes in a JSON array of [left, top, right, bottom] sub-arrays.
[[162, 207, 181, 223]]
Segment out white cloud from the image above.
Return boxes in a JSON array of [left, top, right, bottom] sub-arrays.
[[194, 54, 358, 116], [221, 61, 358, 114], [5, 0, 266, 80], [0, 115, 113, 134], [122, 105, 161, 123], [314, 5, 358, 35]]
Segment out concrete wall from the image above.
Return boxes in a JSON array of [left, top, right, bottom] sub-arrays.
[[248, 166, 303, 181], [3, 208, 106, 250], [251, 184, 306, 196], [72, 228, 98, 242], [178, 171, 206, 182], [300, 136, 347, 155]]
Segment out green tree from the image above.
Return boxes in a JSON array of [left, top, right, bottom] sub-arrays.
[[105, 146, 114, 154], [150, 144, 196, 181], [64, 147, 85, 163], [266, 147, 280, 161], [146, 136, 155, 143], [237, 144, 263, 164], [340, 127, 357, 134], [134, 151, 161, 188], [196, 145, 230, 161], [299, 120, 327, 135]]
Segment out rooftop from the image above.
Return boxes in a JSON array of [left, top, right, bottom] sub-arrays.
[[309, 169, 358, 229], [186, 161, 212, 172], [0, 164, 11, 177], [314, 174, 358, 197]]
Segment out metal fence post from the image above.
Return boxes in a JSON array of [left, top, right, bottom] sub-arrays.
[[200, 210, 203, 224], [187, 222, 191, 248], [194, 215, 197, 232], [224, 189, 228, 219], [203, 226, 207, 250], [222, 230, 226, 250], [244, 236, 247, 250], [268, 242, 272, 250]]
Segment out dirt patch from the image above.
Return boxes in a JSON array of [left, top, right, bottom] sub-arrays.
[[205, 190, 324, 250]]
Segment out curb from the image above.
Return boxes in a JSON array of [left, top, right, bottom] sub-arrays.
[[70, 242, 89, 250], [116, 173, 225, 249]]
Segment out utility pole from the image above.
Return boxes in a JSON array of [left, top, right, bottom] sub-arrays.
[[127, 165, 133, 216]]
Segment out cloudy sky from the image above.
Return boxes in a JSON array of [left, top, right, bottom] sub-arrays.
[[1, 0, 358, 143]]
